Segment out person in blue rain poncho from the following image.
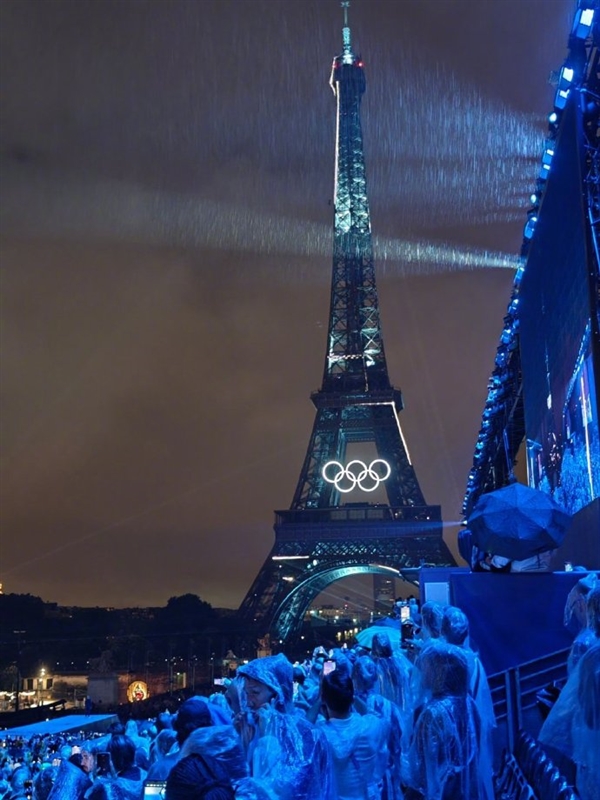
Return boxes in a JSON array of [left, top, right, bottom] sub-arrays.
[[165, 696, 247, 800], [370, 632, 413, 724], [233, 653, 334, 800], [440, 605, 495, 800], [402, 641, 488, 800], [45, 757, 92, 800], [566, 584, 600, 675], [539, 641, 600, 800], [315, 668, 389, 800], [352, 654, 404, 800]]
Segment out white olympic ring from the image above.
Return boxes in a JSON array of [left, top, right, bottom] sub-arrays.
[[322, 459, 391, 493]]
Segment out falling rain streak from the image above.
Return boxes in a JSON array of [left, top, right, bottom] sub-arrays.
[[0, 9, 543, 281], [1, 168, 519, 277]]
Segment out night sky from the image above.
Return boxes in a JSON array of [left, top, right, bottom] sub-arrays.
[[0, 0, 574, 609]]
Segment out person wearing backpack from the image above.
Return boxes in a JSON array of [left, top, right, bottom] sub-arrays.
[[165, 696, 248, 799]]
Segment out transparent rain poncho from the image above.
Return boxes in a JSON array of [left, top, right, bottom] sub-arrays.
[[370, 632, 413, 720], [567, 585, 600, 675], [539, 641, 600, 800], [352, 655, 404, 800], [563, 573, 598, 635], [316, 710, 389, 800], [439, 606, 496, 800], [46, 759, 91, 800], [402, 641, 488, 800], [33, 764, 58, 800], [293, 649, 327, 714], [235, 655, 335, 800], [418, 601, 445, 642], [85, 775, 143, 800], [177, 723, 248, 779]]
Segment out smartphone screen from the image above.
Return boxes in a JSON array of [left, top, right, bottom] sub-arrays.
[[400, 605, 410, 622], [323, 659, 336, 675], [143, 781, 167, 798], [96, 752, 111, 776]]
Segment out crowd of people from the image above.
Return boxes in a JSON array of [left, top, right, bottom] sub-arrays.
[[0, 587, 598, 800], [0, 600, 498, 800]]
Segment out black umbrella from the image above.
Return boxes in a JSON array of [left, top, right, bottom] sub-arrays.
[[468, 482, 571, 561]]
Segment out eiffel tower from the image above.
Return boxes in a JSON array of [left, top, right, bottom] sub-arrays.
[[239, 1, 455, 642]]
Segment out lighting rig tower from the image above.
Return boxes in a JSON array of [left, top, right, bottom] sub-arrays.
[[239, 2, 454, 642]]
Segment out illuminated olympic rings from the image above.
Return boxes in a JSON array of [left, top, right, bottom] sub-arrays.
[[322, 459, 391, 493]]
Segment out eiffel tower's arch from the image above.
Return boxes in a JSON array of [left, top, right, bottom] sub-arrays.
[[270, 562, 419, 642]]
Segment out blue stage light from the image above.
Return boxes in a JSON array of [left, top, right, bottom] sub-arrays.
[[538, 145, 554, 180], [560, 66, 574, 85], [555, 65, 576, 110], [524, 215, 538, 240], [554, 88, 570, 109], [572, 7, 595, 39], [548, 111, 558, 124]]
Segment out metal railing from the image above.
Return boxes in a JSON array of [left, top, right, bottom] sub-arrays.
[[489, 646, 570, 753], [275, 505, 442, 525]]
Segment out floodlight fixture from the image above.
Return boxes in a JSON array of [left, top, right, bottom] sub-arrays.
[[538, 145, 555, 181], [555, 88, 570, 109], [539, 162, 551, 180], [524, 216, 538, 240], [560, 66, 575, 85], [572, 7, 595, 39], [542, 146, 555, 165], [554, 64, 576, 110]]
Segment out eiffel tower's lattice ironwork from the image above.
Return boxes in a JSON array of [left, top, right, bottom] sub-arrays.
[[239, 3, 455, 642]]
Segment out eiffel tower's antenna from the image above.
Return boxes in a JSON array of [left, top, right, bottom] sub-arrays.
[[341, 1, 354, 64]]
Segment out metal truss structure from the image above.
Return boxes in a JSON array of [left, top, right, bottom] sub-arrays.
[[463, 5, 600, 517], [239, 4, 454, 643]]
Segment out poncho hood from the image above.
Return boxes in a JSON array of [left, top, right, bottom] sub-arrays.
[[237, 654, 294, 712]]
